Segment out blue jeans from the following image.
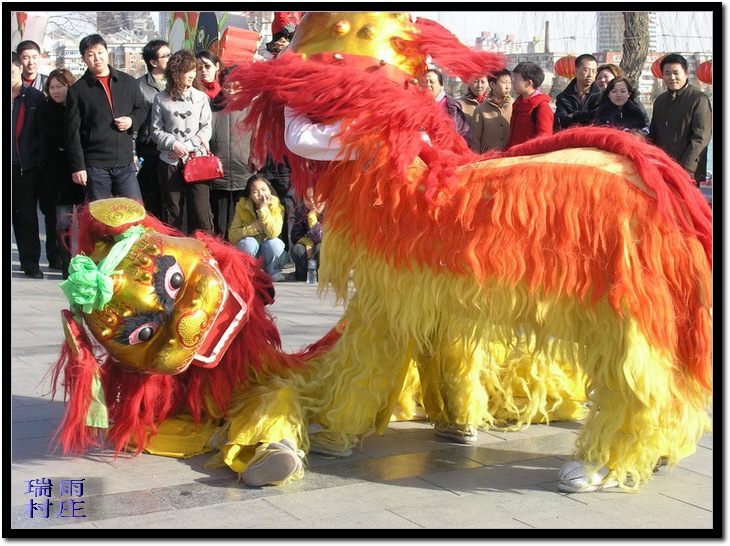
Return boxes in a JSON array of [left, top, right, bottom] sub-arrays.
[[86, 163, 142, 202], [237, 237, 287, 277]]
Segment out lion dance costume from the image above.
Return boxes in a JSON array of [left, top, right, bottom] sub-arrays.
[[50, 198, 343, 487], [224, 12, 713, 492]]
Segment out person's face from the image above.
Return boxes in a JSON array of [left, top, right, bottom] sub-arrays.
[[596, 69, 615, 90], [575, 60, 598, 88], [19, 48, 40, 78], [222, 79, 241, 97], [48, 77, 69, 104], [197, 57, 219, 84], [270, 37, 289, 56], [11, 62, 22, 89], [152, 46, 171, 75], [662, 62, 689, 92], [489, 75, 512, 99], [469, 76, 489, 97], [82, 43, 110, 76], [511, 72, 531, 96], [182, 68, 197, 88], [608, 81, 630, 108], [424, 72, 442, 99], [249, 180, 272, 205]]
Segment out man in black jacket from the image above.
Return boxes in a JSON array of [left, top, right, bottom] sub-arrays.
[[16, 40, 47, 93], [65, 34, 148, 201], [12, 51, 50, 278], [554, 53, 602, 131]]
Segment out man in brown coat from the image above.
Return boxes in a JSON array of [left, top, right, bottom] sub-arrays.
[[649, 53, 712, 186]]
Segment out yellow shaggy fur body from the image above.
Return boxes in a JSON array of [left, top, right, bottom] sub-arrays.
[[293, 149, 712, 490], [227, 49, 712, 491]]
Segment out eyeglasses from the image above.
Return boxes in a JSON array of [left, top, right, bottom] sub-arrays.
[[157, 53, 172, 60]]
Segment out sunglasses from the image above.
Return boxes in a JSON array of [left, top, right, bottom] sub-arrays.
[[157, 52, 172, 60]]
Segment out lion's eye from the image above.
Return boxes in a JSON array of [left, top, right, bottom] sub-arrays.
[[128, 322, 159, 345], [165, 263, 184, 298]]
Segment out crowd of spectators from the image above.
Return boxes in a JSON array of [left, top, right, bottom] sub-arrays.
[[11, 28, 712, 284]]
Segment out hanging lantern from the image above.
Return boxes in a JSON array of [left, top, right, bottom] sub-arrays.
[[554, 55, 576, 79], [696, 60, 712, 84], [651, 56, 665, 79]]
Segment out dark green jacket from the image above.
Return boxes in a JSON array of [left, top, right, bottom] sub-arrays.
[[649, 82, 712, 181]]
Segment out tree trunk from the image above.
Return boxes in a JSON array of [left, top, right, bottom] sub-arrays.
[[620, 12, 650, 85]]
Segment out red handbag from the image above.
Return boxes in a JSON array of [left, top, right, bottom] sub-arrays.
[[182, 142, 224, 183]]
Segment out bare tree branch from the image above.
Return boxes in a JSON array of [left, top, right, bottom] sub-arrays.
[[46, 12, 96, 36]]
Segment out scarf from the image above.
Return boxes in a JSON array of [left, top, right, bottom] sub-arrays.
[[202, 79, 221, 100], [465, 90, 487, 104]]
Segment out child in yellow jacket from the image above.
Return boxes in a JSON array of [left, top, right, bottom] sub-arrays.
[[228, 174, 288, 281]]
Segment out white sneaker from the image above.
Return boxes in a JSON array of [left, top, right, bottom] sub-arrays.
[[271, 272, 286, 282], [434, 422, 478, 444], [558, 460, 619, 493], [240, 439, 304, 487]]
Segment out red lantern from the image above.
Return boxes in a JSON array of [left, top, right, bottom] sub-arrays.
[[696, 61, 712, 85], [554, 55, 576, 79], [651, 56, 665, 79]]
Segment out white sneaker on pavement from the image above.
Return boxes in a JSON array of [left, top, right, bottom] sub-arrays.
[[240, 439, 304, 487], [558, 460, 619, 493]]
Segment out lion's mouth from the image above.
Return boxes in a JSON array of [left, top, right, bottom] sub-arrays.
[[191, 286, 247, 369]]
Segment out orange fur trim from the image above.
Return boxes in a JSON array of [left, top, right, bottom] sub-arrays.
[[318, 153, 712, 388]]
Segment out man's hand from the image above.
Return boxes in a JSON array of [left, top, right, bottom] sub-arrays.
[[71, 170, 87, 186], [114, 116, 133, 132]]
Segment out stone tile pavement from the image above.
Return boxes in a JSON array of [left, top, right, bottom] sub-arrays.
[[7, 230, 718, 536]]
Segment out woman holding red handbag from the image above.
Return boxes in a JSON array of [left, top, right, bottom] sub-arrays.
[[151, 49, 214, 234]]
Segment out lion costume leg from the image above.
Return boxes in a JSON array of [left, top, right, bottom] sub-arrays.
[[299, 293, 416, 454], [416, 336, 488, 443], [406, 333, 588, 439], [568, 317, 712, 492], [144, 377, 308, 487]]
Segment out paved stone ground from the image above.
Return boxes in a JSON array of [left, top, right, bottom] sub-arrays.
[[8, 226, 717, 536]]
